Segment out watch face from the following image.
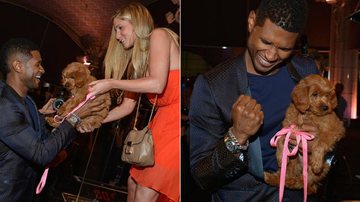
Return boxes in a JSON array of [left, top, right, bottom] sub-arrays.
[[69, 115, 78, 124], [52, 98, 64, 110], [69, 116, 75, 122], [225, 139, 236, 153]]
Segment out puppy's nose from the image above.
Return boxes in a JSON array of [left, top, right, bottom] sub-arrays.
[[321, 105, 329, 111]]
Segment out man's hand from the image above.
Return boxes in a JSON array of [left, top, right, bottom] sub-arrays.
[[39, 98, 56, 115], [77, 122, 94, 133], [231, 95, 264, 144]]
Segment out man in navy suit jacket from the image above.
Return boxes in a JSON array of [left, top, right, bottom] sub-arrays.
[[0, 38, 102, 201], [189, 0, 326, 201]]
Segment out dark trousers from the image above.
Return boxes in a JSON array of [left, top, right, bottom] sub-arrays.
[[212, 173, 320, 202]]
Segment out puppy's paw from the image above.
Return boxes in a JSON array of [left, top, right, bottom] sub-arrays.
[[311, 163, 324, 175], [264, 171, 280, 186], [311, 155, 324, 174], [308, 184, 318, 194]]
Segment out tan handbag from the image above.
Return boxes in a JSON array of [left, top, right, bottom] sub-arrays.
[[121, 95, 157, 167]]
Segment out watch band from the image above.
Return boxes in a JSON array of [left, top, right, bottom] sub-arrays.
[[67, 113, 81, 126], [224, 133, 248, 163], [228, 128, 249, 150]]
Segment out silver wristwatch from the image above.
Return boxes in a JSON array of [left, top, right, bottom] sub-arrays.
[[224, 129, 249, 153], [67, 113, 81, 126]]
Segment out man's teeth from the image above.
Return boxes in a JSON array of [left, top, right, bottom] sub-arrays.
[[35, 75, 41, 79], [259, 57, 271, 67]]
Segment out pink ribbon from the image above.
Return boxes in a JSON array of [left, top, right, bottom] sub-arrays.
[[270, 124, 314, 202], [53, 93, 95, 123], [36, 93, 96, 194], [36, 167, 49, 194]]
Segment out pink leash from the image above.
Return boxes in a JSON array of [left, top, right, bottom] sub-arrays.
[[36, 93, 95, 194], [270, 124, 314, 202], [53, 93, 96, 124]]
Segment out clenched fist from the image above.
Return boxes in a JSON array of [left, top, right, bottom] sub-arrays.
[[231, 95, 264, 144]]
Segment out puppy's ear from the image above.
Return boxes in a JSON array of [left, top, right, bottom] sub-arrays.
[[292, 81, 310, 112], [75, 72, 87, 87], [75, 65, 91, 87]]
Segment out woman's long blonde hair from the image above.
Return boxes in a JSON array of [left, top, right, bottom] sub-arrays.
[[104, 2, 154, 80]]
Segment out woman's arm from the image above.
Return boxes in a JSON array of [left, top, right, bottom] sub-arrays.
[[103, 97, 137, 123], [88, 29, 172, 95]]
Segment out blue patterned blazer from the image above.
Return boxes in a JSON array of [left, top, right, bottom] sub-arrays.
[[0, 80, 76, 202], [189, 53, 319, 201]]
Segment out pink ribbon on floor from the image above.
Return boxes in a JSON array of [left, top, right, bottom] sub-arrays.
[[270, 124, 314, 202], [36, 93, 96, 194], [36, 167, 49, 194]]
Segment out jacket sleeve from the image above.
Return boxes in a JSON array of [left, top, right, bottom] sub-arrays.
[[189, 74, 248, 191], [0, 97, 76, 166]]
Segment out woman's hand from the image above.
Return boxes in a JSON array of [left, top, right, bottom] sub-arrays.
[[88, 79, 114, 96]]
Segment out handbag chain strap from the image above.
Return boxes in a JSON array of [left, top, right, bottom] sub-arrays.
[[132, 61, 157, 130], [133, 94, 158, 129]]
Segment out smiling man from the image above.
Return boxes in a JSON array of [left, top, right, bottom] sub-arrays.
[[0, 38, 102, 201], [189, 0, 323, 201]]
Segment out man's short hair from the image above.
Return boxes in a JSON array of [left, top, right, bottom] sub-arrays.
[[0, 38, 39, 76], [255, 0, 308, 33]]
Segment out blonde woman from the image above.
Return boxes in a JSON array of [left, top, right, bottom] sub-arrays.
[[87, 3, 179, 202]]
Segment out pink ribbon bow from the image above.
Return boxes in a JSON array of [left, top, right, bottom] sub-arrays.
[[270, 124, 315, 202], [36, 93, 96, 194]]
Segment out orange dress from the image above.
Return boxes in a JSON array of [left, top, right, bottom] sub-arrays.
[[130, 69, 180, 202]]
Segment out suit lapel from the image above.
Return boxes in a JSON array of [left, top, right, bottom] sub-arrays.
[[25, 97, 40, 132], [2, 85, 36, 132]]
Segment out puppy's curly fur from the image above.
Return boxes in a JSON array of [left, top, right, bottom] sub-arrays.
[[264, 74, 345, 194], [46, 62, 111, 132]]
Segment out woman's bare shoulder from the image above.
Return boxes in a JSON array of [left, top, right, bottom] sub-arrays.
[[151, 28, 170, 38], [151, 28, 178, 46]]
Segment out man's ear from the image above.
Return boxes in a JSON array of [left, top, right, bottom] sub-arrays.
[[11, 60, 23, 73], [248, 10, 256, 33]]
